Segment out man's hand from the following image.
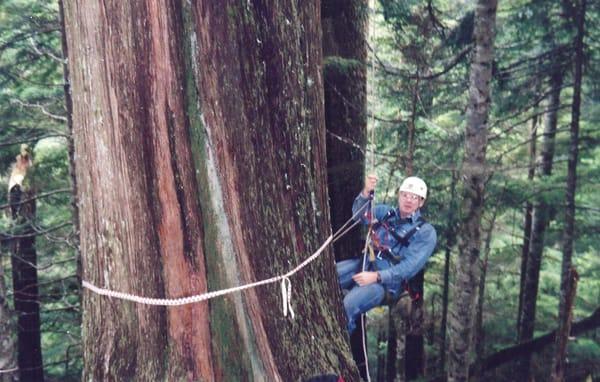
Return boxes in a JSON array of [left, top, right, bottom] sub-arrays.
[[362, 173, 378, 197], [352, 271, 379, 286]]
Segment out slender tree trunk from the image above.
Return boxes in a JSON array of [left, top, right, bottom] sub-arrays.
[[449, 0, 497, 380], [402, 76, 428, 381], [63, 1, 358, 380], [8, 148, 44, 382], [57, 0, 81, 308], [472, 211, 497, 381], [550, 268, 579, 382], [518, 113, 538, 331], [405, 290, 425, 380], [386, 308, 397, 382], [551, 1, 587, 379], [440, 168, 458, 373], [518, 59, 543, 329], [517, 61, 565, 380], [322, 0, 368, 262], [376, 324, 387, 382], [387, 307, 406, 382], [0, 248, 17, 382]]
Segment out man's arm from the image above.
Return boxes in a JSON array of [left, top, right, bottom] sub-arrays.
[[378, 225, 437, 286]]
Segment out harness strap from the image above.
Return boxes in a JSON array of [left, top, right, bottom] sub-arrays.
[[370, 216, 427, 302]]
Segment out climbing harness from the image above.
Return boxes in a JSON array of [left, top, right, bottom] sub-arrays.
[[82, 201, 369, 317], [370, 217, 427, 302]]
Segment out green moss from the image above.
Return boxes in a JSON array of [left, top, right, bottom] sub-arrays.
[[180, 3, 253, 379], [323, 56, 363, 76]]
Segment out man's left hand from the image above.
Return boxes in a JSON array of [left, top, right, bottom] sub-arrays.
[[352, 271, 379, 286]]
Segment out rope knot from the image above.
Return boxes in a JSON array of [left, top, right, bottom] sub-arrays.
[[280, 276, 295, 319]]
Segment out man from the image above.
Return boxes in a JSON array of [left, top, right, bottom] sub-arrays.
[[337, 174, 437, 333]]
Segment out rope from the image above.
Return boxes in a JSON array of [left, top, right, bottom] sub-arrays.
[[0, 367, 18, 374], [82, 201, 371, 316], [360, 193, 374, 382]]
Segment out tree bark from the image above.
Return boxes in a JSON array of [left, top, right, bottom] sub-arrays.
[[58, 0, 80, 273], [322, 0, 368, 262], [550, 268, 579, 382], [63, 1, 358, 380], [405, 295, 425, 380], [551, 1, 587, 379], [472, 211, 497, 381], [8, 147, 44, 382], [385, 307, 404, 382], [440, 168, 459, 374], [516, 55, 565, 381], [517, 113, 538, 331], [0, 247, 17, 382], [402, 77, 427, 381], [323, 1, 369, 379], [449, 0, 497, 380], [376, 324, 387, 382]]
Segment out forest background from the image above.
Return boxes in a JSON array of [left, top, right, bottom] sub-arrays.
[[0, 0, 598, 381]]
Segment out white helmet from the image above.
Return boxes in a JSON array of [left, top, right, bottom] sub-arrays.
[[399, 176, 427, 199]]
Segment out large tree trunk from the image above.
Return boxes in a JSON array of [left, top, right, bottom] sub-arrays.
[[448, 0, 497, 380], [8, 148, 44, 381], [322, 2, 368, 379], [63, 1, 358, 380], [516, 59, 565, 380], [551, 0, 587, 379], [322, 0, 368, 262]]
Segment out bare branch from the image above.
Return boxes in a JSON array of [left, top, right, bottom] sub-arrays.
[[1, 222, 72, 240], [0, 188, 72, 210], [10, 99, 67, 122], [28, 36, 65, 64]]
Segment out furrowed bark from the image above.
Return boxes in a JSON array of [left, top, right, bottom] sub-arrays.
[[190, 2, 358, 379], [63, 2, 212, 380], [0, 245, 17, 381], [322, 0, 368, 262], [64, 1, 358, 380]]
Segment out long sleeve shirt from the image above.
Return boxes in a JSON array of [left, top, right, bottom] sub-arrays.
[[352, 193, 437, 293]]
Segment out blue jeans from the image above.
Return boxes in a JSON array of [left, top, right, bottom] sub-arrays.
[[337, 257, 386, 334]]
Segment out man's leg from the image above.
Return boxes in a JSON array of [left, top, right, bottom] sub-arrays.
[[336, 257, 363, 289], [343, 283, 385, 334]]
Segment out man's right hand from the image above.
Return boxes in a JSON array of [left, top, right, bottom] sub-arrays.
[[362, 173, 378, 197]]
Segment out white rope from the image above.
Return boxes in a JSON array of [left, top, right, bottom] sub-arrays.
[[0, 367, 18, 374], [280, 277, 294, 319], [82, 200, 370, 316]]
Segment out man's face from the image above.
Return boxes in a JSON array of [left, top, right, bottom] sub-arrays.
[[398, 191, 424, 217]]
